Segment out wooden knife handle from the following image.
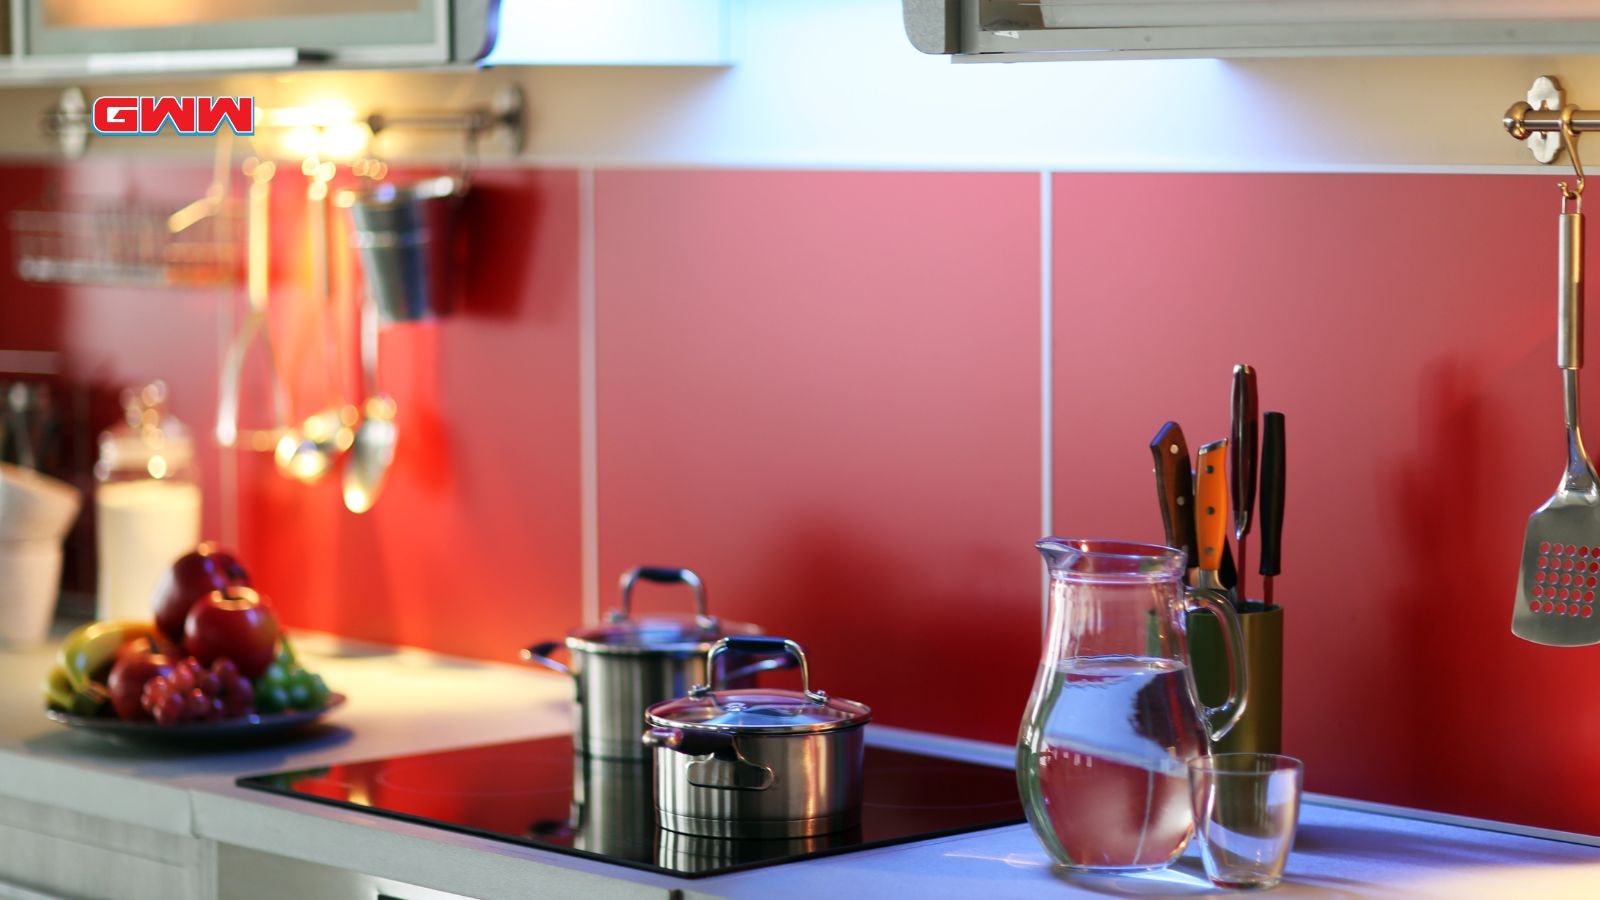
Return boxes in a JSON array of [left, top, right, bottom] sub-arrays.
[[1195, 439, 1230, 574], [1258, 412, 1287, 577], [1149, 422, 1197, 561]]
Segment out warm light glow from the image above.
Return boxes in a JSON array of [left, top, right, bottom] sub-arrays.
[[268, 102, 370, 162], [146, 455, 168, 479]]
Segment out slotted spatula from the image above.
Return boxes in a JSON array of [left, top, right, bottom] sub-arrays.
[[1514, 195, 1600, 645]]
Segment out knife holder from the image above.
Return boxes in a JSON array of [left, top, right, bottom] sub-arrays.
[[1188, 603, 1283, 755]]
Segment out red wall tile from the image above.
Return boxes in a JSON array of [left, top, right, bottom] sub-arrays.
[[593, 170, 1043, 742], [1051, 172, 1598, 831], [236, 167, 584, 660]]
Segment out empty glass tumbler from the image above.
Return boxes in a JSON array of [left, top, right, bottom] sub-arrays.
[[1187, 753, 1304, 890]]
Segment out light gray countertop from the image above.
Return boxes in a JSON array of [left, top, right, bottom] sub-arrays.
[[3, 633, 1599, 898]]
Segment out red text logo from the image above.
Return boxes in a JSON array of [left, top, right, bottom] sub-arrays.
[[91, 96, 255, 136]]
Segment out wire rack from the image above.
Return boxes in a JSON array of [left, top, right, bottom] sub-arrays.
[[10, 201, 241, 287]]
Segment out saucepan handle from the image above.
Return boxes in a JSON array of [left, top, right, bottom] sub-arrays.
[[518, 641, 571, 677], [615, 566, 710, 625], [702, 636, 825, 702], [642, 726, 735, 757]]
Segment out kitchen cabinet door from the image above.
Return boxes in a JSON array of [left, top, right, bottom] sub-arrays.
[[908, 0, 1600, 60]]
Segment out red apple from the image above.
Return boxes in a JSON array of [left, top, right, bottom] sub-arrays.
[[107, 641, 175, 721], [152, 544, 250, 644], [184, 586, 279, 679]]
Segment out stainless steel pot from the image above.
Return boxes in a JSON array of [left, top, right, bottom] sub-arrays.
[[521, 567, 764, 760], [644, 637, 871, 839]]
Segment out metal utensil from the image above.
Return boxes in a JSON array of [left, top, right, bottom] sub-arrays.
[[216, 159, 290, 451], [1150, 421, 1198, 578], [1514, 176, 1600, 644], [274, 159, 354, 483], [341, 277, 399, 514], [1259, 412, 1287, 608], [1194, 439, 1231, 595], [1230, 364, 1259, 603]]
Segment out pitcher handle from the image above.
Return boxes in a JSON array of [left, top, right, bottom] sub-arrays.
[[1184, 587, 1249, 741]]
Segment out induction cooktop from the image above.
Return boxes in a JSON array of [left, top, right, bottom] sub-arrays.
[[237, 735, 1024, 879]]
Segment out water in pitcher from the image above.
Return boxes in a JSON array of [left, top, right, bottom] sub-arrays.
[[1022, 656, 1204, 870]]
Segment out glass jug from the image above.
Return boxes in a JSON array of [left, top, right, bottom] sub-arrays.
[[1018, 539, 1246, 872]]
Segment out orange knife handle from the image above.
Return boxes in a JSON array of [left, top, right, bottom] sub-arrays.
[[1194, 439, 1230, 574]]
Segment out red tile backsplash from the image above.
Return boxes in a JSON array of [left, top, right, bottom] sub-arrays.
[[9, 159, 1600, 834]]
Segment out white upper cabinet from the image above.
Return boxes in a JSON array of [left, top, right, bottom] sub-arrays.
[[905, 0, 1600, 60], [7, 0, 730, 78]]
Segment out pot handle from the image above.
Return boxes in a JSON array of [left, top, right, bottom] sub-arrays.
[[697, 636, 827, 702], [642, 726, 735, 757], [615, 566, 712, 628], [518, 641, 572, 677]]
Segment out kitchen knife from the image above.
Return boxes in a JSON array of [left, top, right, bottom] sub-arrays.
[[1258, 411, 1286, 608], [1149, 422, 1198, 570], [1194, 439, 1230, 594], [1230, 364, 1259, 601]]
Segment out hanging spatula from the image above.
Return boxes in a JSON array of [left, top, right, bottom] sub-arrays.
[[1513, 193, 1600, 645]]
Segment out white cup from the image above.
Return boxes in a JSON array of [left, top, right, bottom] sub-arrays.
[[0, 539, 65, 647], [0, 463, 82, 543]]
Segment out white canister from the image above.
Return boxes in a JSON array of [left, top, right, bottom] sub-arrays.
[[94, 382, 201, 622]]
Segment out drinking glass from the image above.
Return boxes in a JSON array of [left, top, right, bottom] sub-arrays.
[[1187, 753, 1303, 890]]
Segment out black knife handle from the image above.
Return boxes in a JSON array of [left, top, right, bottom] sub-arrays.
[[1258, 411, 1286, 577], [1149, 422, 1197, 562], [1230, 364, 1258, 540]]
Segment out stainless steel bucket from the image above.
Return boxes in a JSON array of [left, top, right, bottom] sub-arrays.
[[521, 567, 763, 760], [343, 175, 463, 323]]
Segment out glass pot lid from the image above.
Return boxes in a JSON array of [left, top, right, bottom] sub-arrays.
[[644, 637, 871, 735], [647, 687, 870, 735]]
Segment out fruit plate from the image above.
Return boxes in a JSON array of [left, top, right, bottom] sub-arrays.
[[45, 693, 346, 747]]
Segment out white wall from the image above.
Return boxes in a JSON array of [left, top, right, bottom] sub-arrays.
[[0, 0, 1596, 173]]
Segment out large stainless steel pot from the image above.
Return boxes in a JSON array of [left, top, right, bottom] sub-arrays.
[[521, 567, 763, 760], [644, 637, 871, 839]]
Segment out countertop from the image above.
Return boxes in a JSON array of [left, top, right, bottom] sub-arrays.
[[2, 633, 1599, 899]]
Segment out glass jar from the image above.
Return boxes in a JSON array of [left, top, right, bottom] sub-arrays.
[[94, 381, 201, 621]]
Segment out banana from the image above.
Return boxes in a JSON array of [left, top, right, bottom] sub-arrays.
[[57, 620, 157, 693], [42, 665, 73, 710]]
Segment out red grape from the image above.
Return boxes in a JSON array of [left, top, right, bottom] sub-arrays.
[[221, 676, 256, 718], [210, 657, 239, 683], [170, 663, 196, 695], [185, 688, 211, 722], [197, 668, 221, 697], [150, 691, 186, 726]]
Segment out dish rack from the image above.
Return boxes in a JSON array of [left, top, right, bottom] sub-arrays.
[[10, 201, 241, 287]]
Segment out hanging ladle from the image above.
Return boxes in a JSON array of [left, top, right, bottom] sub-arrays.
[[342, 277, 398, 514], [274, 158, 356, 482]]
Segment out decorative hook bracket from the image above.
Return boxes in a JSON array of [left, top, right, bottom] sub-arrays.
[[1506, 76, 1567, 164]]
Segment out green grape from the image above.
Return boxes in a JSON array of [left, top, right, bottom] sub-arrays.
[[257, 685, 290, 714], [304, 673, 330, 709], [286, 670, 312, 709]]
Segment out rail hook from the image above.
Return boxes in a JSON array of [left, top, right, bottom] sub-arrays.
[[1561, 104, 1585, 212]]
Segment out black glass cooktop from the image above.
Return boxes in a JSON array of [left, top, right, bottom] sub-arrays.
[[238, 736, 1024, 879]]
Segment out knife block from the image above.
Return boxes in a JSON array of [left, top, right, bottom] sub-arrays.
[[1187, 603, 1283, 754]]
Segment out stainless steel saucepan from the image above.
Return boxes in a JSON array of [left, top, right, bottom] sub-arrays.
[[521, 567, 765, 760], [644, 637, 871, 839]]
